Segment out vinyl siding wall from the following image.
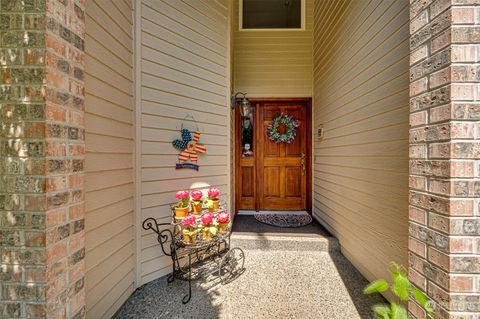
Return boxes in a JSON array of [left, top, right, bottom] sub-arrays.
[[138, 0, 231, 285], [84, 1, 135, 318], [312, 0, 410, 282], [233, 0, 313, 97]]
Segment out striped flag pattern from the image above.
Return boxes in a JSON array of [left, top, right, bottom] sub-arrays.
[[177, 130, 206, 163]]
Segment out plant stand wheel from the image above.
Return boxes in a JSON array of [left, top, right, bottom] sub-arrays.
[[219, 247, 245, 285]]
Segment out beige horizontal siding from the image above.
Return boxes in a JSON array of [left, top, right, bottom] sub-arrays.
[[139, 0, 231, 285], [84, 0, 135, 318], [233, 0, 313, 97], [312, 0, 409, 283]]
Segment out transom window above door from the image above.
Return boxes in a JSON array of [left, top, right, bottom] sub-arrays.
[[240, 0, 305, 31]]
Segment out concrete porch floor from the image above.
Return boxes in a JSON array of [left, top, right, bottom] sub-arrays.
[[115, 216, 384, 318]]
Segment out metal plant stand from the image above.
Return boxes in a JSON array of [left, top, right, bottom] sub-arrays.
[[142, 209, 245, 304]]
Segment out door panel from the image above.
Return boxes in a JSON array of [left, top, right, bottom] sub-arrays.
[[235, 99, 311, 213], [241, 167, 254, 197], [285, 167, 302, 197], [257, 103, 307, 211], [264, 167, 280, 197]]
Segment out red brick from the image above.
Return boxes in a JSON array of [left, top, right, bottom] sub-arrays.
[[430, 104, 452, 123], [409, 268, 427, 290], [69, 203, 84, 221], [69, 290, 85, 317], [451, 44, 479, 62], [429, 212, 450, 233], [46, 176, 68, 192], [450, 237, 474, 253], [410, 206, 427, 224], [46, 208, 67, 228], [429, 247, 450, 270], [69, 260, 85, 284], [68, 143, 85, 156], [69, 232, 84, 253], [410, 175, 427, 190], [431, 29, 451, 54], [450, 275, 474, 292], [411, 77, 428, 96], [46, 273, 67, 300], [410, 111, 428, 126], [449, 199, 474, 216], [410, 144, 427, 158], [410, 237, 427, 257], [25, 231, 46, 247], [46, 34, 66, 57], [430, 67, 451, 89], [46, 242, 67, 265], [46, 104, 66, 122], [45, 141, 67, 157]]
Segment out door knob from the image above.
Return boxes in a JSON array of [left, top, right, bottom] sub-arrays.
[[300, 153, 306, 175]]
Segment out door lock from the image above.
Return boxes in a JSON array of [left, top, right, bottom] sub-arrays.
[[300, 153, 306, 175]]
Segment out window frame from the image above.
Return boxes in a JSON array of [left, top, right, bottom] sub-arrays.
[[239, 0, 306, 32]]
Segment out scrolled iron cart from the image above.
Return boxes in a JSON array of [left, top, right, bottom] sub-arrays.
[[142, 205, 245, 304]]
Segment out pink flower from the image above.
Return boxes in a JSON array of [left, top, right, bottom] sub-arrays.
[[182, 215, 197, 228], [176, 190, 190, 200], [201, 212, 214, 225], [216, 211, 230, 224], [190, 190, 203, 201], [207, 187, 220, 199]]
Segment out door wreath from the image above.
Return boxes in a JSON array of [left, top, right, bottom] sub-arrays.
[[267, 114, 299, 143]]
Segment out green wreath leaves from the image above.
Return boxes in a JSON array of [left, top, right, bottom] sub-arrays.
[[267, 114, 299, 143]]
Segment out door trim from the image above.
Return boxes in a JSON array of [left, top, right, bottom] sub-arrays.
[[234, 97, 312, 214]]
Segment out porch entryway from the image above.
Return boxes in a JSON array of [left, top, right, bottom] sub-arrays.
[[235, 99, 312, 213], [114, 217, 384, 319]]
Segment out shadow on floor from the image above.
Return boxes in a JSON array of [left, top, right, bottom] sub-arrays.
[[233, 215, 386, 319], [115, 215, 385, 319], [114, 274, 223, 319], [329, 252, 386, 318]]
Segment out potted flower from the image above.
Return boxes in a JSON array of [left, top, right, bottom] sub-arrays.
[[200, 211, 217, 241], [216, 210, 230, 233], [181, 215, 199, 244], [206, 187, 220, 212], [190, 190, 203, 215], [175, 190, 190, 219]]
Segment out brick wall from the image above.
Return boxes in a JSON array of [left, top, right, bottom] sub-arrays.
[[0, 0, 85, 318], [409, 0, 480, 318]]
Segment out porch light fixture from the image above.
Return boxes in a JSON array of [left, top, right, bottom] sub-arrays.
[[231, 92, 252, 118]]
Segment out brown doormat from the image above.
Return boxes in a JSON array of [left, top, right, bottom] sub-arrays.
[[254, 213, 312, 228]]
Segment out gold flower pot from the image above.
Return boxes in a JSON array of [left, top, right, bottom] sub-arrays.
[[218, 223, 229, 233], [183, 234, 196, 245], [202, 230, 212, 241], [208, 199, 220, 212], [191, 201, 203, 215], [175, 206, 189, 219]]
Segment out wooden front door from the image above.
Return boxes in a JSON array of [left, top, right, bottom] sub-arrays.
[[235, 98, 311, 212]]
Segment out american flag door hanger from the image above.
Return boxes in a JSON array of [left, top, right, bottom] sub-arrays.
[[172, 116, 207, 170]]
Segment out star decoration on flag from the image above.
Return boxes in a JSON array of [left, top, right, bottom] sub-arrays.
[[172, 129, 206, 164]]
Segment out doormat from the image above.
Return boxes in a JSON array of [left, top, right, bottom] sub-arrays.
[[254, 212, 312, 228]]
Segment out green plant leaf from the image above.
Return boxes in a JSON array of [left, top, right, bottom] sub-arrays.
[[364, 279, 389, 294], [391, 271, 410, 301], [412, 287, 434, 315], [390, 302, 408, 319], [412, 287, 427, 306], [372, 304, 390, 319]]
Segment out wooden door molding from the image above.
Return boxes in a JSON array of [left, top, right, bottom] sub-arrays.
[[235, 98, 312, 214]]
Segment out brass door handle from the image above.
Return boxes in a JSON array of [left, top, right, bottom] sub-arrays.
[[300, 154, 306, 175]]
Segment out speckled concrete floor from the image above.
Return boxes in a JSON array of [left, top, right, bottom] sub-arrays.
[[115, 218, 383, 319]]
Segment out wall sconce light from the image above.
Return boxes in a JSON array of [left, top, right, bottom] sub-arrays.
[[231, 92, 252, 118]]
